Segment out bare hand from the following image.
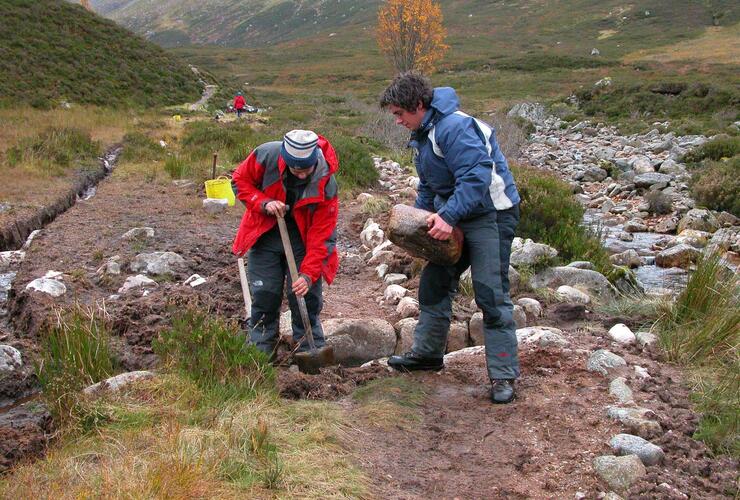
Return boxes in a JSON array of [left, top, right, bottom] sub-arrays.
[[265, 200, 288, 217], [292, 276, 310, 297], [426, 213, 453, 241]]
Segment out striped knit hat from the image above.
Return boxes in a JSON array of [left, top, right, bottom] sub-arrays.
[[280, 129, 319, 169]]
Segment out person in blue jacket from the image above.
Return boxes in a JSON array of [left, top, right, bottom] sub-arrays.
[[380, 71, 521, 404]]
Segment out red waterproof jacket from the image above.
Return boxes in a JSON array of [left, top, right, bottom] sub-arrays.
[[232, 137, 340, 284], [234, 95, 246, 110]]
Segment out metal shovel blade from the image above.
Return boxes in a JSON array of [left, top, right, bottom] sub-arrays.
[[293, 344, 335, 374]]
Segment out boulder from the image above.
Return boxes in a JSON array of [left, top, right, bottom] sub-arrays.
[[634, 172, 672, 189], [0, 345, 23, 374], [512, 305, 527, 328], [324, 318, 397, 366], [25, 277, 66, 297], [630, 156, 654, 174], [610, 434, 665, 466], [531, 266, 617, 299], [517, 297, 542, 317], [130, 252, 186, 275], [677, 209, 720, 234], [202, 198, 228, 214], [593, 455, 646, 492], [608, 324, 636, 344], [655, 244, 701, 269], [556, 285, 591, 304], [118, 274, 157, 293], [587, 349, 626, 376], [360, 221, 385, 250], [516, 327, 569, 348], [609, 377, 634, 403], [396, 296, 419, 318], [447, 322, 469, 353], [383, 284, 407, 304], [607, 406, 662, 438], [674, 229, 711, 248], [0, 251, 25, 272], [582, 166, 608, 182], [510, 239, 558, 267], [635, 331, 658, 348], [469, 312, 484, 346], [394, 317, 418, 354], [384, 273, 407, 285], [387, 204, 463, 265], [609, 249, 642, 268]]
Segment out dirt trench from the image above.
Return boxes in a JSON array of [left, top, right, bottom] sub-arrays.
[[1, 156, 737, 497]]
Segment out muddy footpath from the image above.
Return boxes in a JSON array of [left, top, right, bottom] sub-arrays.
[[0, 149, 736, 498]]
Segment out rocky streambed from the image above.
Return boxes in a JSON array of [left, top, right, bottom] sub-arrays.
[[510, 102, 739, 295]]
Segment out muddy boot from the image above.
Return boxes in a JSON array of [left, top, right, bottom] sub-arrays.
[[388, 351, 444, 372], [490, 379, 515, 404]]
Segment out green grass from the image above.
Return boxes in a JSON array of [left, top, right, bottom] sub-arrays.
[[655, 254, 739, 456], [5, 127, 101, 176], [35, 304, 118, 429], [0, 0, 201, 108], [512, 165, 612, 276], [152, 309, 275, 400], [352, 377, 426, 429], [690, 157, 740, 217]]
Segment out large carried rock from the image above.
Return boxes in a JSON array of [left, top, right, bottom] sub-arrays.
[[388, 205, 463, 266], [324, 318, 397, 366]]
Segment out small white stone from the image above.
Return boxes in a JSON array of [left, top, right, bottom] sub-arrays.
[[383, 284, 407, 303], [517, 297, 542, 317], [384, 273, 407, 285], [184, 274, 207, 287], [25, 278, 66, 297], [0, 345, 23, 373], [118, 274, 158, 293], [608, 323, 636, 344], [634, 365, 650, 379]]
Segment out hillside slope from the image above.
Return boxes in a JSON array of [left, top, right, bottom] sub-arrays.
[[0, 0, 202, 107], [89, 0, 739, 55]]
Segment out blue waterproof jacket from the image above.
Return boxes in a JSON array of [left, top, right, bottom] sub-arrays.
[[410, 87, 520, 226]]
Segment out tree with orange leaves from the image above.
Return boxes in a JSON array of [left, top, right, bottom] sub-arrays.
[[376, 0, 449, 74]]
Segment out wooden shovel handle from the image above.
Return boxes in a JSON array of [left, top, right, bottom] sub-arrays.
[[276, 215, 315, 350]]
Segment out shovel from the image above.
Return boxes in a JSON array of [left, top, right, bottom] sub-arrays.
[[275, 214, 335, 374]]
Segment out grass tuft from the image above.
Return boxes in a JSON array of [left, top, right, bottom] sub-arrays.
[[35, 304, 117, 429]]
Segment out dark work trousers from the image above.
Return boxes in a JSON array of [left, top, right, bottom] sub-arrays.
[[412, 205, 520, 380], [247, 223, 325, 356]]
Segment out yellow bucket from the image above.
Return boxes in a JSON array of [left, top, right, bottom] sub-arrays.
[[205, 176, 235, 206]]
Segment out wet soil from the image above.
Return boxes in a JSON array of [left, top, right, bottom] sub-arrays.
[[1, 152, 736, 497]]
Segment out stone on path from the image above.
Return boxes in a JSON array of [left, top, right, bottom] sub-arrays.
[[383, 284, 407, 304], [510, 239, 558, 267], [130, 251, 186, 275], [443, 346, 485, 363], [394, 317, 418, 354], [609, 377, 634, 404], [396, 296, 419, 318], [118, 274, 157, 293], [587, 349, 626, 376], [0, 345, 23, 374], [608, 324, 636, 344], [360, 221, 385, 250], [610, 433, 665, 466], [593, 455, 646, 493], [512, 305, 527, 328], [635, 331, 658, 348], [383, 273, 407, 285], [324, 318, 396, 366], [387, 204, 463, 266], [607, 406, 662, 438], [25, 278, 66, 297], [516, 327, 569, 348], [203, 198, 228, 214]]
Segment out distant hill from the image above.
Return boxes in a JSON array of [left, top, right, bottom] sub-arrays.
[[0, 0, 202, 107], [88, 0, 739, 56]]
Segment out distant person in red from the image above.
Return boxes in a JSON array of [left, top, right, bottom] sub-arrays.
[[234, 91, 246, 118]]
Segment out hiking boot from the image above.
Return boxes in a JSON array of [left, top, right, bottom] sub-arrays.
[[388, 351, 444, 372], [490, 379, 515, 404]]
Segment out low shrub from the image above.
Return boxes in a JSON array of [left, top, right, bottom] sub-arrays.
[[153, 309, 274, 399], [512, 165, 611, 274], [690, 157, 740, 216], [35, 305, 117, 428], [683, 136, 740, 163], [121, 132, 165, 162], [330, 135, 379, 192]]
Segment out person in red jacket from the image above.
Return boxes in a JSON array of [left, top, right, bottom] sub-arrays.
[[234, 91, 246, 118], [232, 130, 339, 359]]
